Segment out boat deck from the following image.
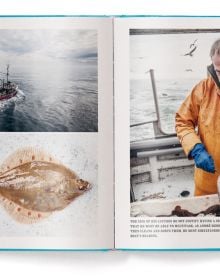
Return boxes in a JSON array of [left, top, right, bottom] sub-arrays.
[[133, 166, 194, 201]]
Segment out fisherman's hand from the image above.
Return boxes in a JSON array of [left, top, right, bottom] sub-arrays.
[[189, 143, 215, 173]]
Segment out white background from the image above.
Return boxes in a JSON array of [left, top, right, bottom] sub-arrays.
[[0, 1, 220, 280]]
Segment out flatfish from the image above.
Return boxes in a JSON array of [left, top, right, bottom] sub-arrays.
[[0, 147, 91, 223]]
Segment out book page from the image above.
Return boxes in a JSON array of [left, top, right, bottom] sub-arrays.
[[115, 16, 220, 250], [0, 17, 114, 250]]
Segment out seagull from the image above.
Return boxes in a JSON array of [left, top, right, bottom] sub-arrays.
[[183, 39, 198, 57], [184, 46, 197, 57], [190, 39, 198, 48]]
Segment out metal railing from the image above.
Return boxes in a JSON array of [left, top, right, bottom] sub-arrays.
[[130, 69, 192, 202], [130, 69, 176, 139]]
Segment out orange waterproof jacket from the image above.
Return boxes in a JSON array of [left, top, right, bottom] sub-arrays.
[[175, 64, 220, 196]]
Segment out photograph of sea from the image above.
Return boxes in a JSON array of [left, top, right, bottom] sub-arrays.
[[0, 29, 97, 132]]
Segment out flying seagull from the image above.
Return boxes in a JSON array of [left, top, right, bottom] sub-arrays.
[[190, 39, 198, 48], [183, 39, 198, 57]]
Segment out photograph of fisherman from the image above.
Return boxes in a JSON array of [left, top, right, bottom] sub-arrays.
[[176, 39, 220, 196]]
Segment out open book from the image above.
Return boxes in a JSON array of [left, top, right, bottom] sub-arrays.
[[0, 16, 220, 251]]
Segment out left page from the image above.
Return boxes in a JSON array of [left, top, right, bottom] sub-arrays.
[[0, 16, 114, 250]]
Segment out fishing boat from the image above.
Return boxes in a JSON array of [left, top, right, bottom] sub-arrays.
[[0, 65, 18, 101]]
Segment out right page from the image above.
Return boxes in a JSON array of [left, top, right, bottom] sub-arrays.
[[115, 16, 220, 250]]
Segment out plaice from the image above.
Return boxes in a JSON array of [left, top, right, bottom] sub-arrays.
[[0, 147, 91, 224]]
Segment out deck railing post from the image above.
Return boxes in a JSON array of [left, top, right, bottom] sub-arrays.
[[149, 156, 159, 183], [149, 69, 163, 137]]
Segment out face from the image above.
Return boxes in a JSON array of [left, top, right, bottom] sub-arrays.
[[211, 49, 220, 73]]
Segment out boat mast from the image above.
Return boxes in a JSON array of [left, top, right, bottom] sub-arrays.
[[6, 64, 9, 84]]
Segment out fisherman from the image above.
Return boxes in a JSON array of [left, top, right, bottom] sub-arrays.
[[175, 38, 220, 196]]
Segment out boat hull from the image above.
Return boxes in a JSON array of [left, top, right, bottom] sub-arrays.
[[0, 86, 18, 101]]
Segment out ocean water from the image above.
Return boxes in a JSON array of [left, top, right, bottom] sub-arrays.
[[130, 76, 201, 141], [0, 60, 97, 132]]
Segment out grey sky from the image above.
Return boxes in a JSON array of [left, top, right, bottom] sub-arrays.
[[0, 29, 97, 63], [130, 32, 220, 80]]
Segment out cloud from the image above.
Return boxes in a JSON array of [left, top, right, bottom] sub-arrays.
[[0, 29, 97, 61], [0, 30, 41, 54]]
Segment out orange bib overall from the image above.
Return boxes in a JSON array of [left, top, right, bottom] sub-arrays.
[[176, 68, 220, 196]]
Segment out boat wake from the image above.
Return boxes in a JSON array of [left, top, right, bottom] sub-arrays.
[[15, 89, 25, 102]]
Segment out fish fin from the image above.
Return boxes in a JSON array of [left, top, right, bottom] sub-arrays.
[[0, 195, 52, 224], [0, 147, 60, 173]]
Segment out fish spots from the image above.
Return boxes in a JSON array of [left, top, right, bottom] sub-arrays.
[[19, 159, 23, 164], [32, 155, 35, 160], [17, 207, 21, 212], [28, 211, 31, 216]]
